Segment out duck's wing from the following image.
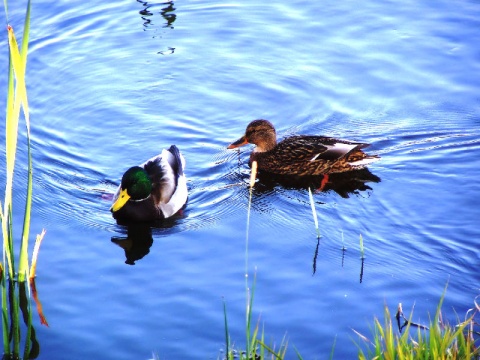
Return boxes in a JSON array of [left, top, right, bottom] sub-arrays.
[[277, 136, 368, 162], [256, 136, 372, 176], [143, 145, 187, 218]]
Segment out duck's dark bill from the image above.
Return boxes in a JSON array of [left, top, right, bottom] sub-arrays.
[[227, 136, 248, 149]]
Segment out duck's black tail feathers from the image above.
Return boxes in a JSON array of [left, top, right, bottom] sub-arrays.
[[167, 145, 184, 176]]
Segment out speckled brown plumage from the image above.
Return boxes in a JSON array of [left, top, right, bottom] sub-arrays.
[[228, 119, 379, 176]]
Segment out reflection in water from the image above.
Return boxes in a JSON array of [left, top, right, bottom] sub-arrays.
[[312, 237, 320, 275], [359, 258, 365, 283], [19, 282, 41, 359], [111, 223, 153, 265], [111, 215, 184, 264], [136, 0, 176, 54], [312, 233, 364, 281], [159, 1, 176, 28], [254, 168, 381, 198], [2, 280, 41, 359]]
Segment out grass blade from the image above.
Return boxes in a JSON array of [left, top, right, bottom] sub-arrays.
[[223, 299, 230, 358]]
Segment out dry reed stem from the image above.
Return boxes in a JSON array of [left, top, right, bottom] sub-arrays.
[[29, 229, 46, 280], [29, 278, 49, 327], [250, 161, 258, 188]]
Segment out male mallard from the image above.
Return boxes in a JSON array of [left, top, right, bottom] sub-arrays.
[[227, 119, 379, 189], [110, 145, 187, 223]]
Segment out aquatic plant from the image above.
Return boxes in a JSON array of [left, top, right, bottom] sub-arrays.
[[308, 187, 320, 239], [221, 161, 300, 359], [354, 286, 480, 359], [359, 234, 365, 259], [1, 1, 48, 358], [222, 277, 291, 360]]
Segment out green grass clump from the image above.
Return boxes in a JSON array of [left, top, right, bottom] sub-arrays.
[[355, 288, 480, 360], [222, 282, 293, 360]]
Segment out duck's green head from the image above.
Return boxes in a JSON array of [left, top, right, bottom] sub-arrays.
[[110, 166, 152, 213]]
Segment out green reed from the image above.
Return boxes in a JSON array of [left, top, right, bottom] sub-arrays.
[[2, 1, 47, 358]]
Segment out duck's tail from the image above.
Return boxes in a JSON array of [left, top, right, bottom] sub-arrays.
[[347, 151, 380, 168], [167, 145, 185, 176]]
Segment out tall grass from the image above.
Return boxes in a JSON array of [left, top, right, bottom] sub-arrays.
[[2, 1, 47, 358]]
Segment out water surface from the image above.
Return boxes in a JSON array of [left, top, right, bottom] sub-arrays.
[[0, 0, 479, 358]]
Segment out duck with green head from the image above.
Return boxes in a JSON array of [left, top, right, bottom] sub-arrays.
[[110, 145, 187, 223]]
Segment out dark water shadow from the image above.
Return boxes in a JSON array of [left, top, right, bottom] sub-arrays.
[[253, 168, 381, 198], [111, 215, 184, 265], [111, 223, 154, 265]]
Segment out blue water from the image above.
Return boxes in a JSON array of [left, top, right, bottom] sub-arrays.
[[1, 0, 480, 358]]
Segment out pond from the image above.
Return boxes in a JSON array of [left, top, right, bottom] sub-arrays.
[[1, 0, 479, 358]]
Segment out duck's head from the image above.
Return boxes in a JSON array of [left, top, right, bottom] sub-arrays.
[[227, 119, 277, 152], [110, 166, 152, 213]]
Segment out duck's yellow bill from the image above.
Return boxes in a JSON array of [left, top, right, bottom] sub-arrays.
[[110, 188, 130, 212]]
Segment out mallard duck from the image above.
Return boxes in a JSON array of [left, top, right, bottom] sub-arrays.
[[110, 145, 187, 223], [227, 119, 379, 189]]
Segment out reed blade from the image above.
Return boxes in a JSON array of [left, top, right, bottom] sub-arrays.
[[222, 299, 230, 358], [359, 234, 365, 259], [13, 1, 32, 282], [245, 161, 257, 357]]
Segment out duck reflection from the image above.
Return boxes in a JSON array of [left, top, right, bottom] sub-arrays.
[[136, 0, 177, 54], [159, 1, 176, 28], [137, 0, 176, 29], [254, 168, 381, 198], [111, 223, 153, 265]]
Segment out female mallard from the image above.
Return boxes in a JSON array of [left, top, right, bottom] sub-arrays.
[[110, 145, 187, 223], [227, 119, 379, 189]]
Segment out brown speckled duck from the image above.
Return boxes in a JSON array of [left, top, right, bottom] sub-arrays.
[[227, 119, 379, 189]]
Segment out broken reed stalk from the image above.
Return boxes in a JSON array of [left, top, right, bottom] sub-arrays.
[[359, 234, 365, 259], [29, 229, 46, 280], [308, 187, 320, 239]]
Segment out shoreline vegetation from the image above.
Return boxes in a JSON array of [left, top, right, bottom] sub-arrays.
[[355, 288, 479, 360]]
